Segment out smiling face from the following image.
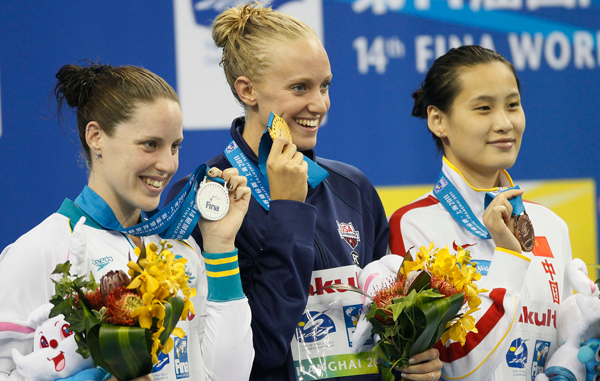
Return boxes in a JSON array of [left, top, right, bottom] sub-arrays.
[[91, 98, 183, 222], [438, 62, 526, 181], [250, 37, 332, 151]]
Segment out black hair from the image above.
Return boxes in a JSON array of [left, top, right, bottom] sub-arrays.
[[411, 45, 520, 152]]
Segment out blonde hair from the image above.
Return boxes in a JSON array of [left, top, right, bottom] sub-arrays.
[[212, 2, 318, 105]]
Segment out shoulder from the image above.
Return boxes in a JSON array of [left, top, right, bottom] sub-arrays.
[[317, 157, 373, 189], [389, 193, 441, 226], [1, 213, 71, 268], [524, 200, 569, 232]]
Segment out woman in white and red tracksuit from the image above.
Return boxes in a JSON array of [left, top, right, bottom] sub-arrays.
[[355, 45, 572, 381]]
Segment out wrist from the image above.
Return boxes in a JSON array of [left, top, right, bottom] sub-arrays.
[[203, 236, 236, 254]]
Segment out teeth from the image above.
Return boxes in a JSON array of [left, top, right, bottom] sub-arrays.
[[142, 178, 164, 188], [295, 118, 318, 127]]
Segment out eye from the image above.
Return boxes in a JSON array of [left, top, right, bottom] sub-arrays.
[[476, 106, 491, 111], [171, 142, 182, 153], [291, 84, 307, 92], [142, 141, 157, 150], [60, 324, 73, 339], [320, 81, 331, 91], [40, 335, 49, 348], [508, 102, 521, 109]]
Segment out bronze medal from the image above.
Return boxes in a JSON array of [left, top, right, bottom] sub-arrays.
[[514, 212, 535, 252]]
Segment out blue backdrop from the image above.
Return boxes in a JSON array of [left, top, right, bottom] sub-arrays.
[[1, 0, 598, 250]]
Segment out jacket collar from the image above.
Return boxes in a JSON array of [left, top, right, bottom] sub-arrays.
[[441, 156, 515, 220]]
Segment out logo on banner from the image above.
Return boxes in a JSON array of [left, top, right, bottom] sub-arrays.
[[91, 256, 113, 271], [434, 177, 448, 193], [506, 338, 528, 369], [531, 340, 551, 380], [173, 0, 324, 130], [297, 311, 336, 343], [343, 304, 372, 347], [152, 351, 170, 373], [174, 336, 189, 379], [337, 221, 361, 249]]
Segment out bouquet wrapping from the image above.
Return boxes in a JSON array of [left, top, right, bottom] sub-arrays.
[[50, 240, 196, 381]]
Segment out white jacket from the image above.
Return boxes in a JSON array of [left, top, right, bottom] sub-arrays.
[[0, 199, 253, 381], [388, 158, 573, 381]]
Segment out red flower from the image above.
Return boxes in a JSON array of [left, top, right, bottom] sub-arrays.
[[105, 287, 143, 326], [431, 276, 466, 305], [85, 288, 105, 311], [372, 274, 407, 322]]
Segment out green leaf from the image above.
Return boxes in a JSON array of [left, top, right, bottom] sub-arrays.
[[408, 292, 464, 357], [158, 296, 184, 345], [52, 261, 72, 275], [407, 271, 431, 294]]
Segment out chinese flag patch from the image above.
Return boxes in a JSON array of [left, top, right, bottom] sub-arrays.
[[532, 236, 554, 258]]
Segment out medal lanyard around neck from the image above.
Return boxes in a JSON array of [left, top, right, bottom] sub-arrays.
[[74, 163, 224, 239], [433, 171, 525, 240], [223, 125, 329, 211]]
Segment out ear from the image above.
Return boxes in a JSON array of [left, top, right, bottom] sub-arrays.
[[234, 76, 257, 107], [427, 105, 446, 139], [86, 121, 102, 151]]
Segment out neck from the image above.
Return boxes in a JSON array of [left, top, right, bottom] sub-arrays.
[[444, 156, 502, 190], [87, 173, 141, 228], [242, 113, 264, 157]]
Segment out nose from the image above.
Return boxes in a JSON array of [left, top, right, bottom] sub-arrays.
[[50, 339, 58, 349], [156, 147, 177, 175], [307, 89, 329, 115], [494, 110, 513, 133]]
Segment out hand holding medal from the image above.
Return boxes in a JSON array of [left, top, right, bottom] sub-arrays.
[[196, 167, 251, 253], [482, 188, 535, 253], [264, 114, 309, 203]]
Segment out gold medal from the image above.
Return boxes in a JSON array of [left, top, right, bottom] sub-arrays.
[[267, 113, 293, 143]]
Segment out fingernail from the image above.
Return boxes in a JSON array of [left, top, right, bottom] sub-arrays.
[[401, 374, 408, 378], [208, 169, 214, 175], [233, 194, 237, 200], [228, 183, 233, 190], [408, 358, 416, 364]]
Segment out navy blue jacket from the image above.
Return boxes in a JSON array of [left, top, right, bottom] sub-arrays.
[[166, 118, 390, 380]]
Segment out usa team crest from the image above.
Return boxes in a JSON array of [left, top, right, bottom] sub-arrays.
[[337, 221, 360, 249]]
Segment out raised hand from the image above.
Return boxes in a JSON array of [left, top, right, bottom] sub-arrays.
[[482, 188, 524, 254], [267, 137, 308, 202], [198, 167, 251, 253]]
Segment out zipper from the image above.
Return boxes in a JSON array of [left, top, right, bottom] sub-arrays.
[[314, 236, 329, 269]]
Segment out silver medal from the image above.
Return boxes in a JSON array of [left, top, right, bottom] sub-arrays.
[[196, 176, 230, 221]]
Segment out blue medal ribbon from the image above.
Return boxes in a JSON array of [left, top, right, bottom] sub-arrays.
[[74, 163, 224, 239], [434, 172, 526, 240], [224, 115, 329, 210]]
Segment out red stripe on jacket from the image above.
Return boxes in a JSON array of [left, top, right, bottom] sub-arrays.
[[434, 288, 508, 362], [389, 195, 440, 256]]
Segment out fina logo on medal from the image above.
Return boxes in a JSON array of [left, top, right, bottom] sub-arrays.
[[337, 221, 361, 249], [173, 0, 324, 130]]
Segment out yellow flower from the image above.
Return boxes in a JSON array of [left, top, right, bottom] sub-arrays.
[[131, 292, 166, 329], [402, 242, 435, 275]]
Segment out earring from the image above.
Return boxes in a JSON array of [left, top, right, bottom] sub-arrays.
[[439, 132, 445, 137], [93, 147, 100, 160]]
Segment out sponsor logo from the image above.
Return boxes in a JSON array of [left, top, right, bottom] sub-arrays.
[[337, 221, 361, 249], [309, 272, 359, 295], [91, 256, 113, 271], [518, 306, 556, 329], [343, 304, 372, 347], [472, 259, 491, 276], [173, 0, 324, 130], [531, 340, 551, 380], [351, 251, 360, 266], [532, 236, 554, 258], [434, 177, 448, 193], [506, 338, 528, 369], [296, 311, 336, 343], [174, 336, 189, 379], [151, 351, 170, 373], [452, 240, 477, 251]]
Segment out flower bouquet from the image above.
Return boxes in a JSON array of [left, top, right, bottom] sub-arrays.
[[364, 243, 486, 380], [49, 241, 195, 381]]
